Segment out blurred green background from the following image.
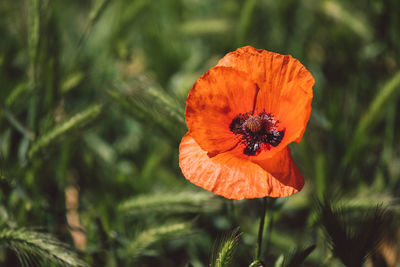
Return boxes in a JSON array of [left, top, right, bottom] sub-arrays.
[[0, 0, 399, 266]]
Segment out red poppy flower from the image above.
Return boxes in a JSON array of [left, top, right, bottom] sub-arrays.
[[179, 46, 314, 199]]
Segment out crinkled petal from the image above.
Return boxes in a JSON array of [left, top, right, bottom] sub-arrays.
[[185, 66, 259, 155], [179, 133, 303, 199], [252, 146, 305, 191], [217, 46, 314, 156]]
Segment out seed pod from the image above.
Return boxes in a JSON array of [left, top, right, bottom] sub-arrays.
[[246, 116, 262, 132]]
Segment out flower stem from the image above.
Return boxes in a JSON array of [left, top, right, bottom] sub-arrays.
[[255, 197, 268, 261], [264, 211, 274, 254]]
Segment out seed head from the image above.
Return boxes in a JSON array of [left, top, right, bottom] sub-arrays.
[[246, 116, 262, 133]]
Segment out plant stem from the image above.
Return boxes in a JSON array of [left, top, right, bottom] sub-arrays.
[[264, 211, 274, 254], [255, 197, 268, 260]]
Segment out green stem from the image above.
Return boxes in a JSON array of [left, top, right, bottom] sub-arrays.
[[255, 197, 268, 260], [264, 212, 274, 254]]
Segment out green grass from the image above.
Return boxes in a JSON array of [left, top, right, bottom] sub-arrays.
[[0, 0, 399, 266]]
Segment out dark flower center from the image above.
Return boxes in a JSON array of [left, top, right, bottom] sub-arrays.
[[229, 112, 284, 156]]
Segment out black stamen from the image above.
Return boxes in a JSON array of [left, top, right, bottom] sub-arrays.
[[267, 130, 285, 147], [244, 142, 259, 156], [229, 116, 245, 134]]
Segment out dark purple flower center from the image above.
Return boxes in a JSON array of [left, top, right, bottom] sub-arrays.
[[229, 112, 284, 156]]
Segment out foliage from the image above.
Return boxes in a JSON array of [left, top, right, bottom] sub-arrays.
[[0, 227, 88, 267], [317, 200, 394, 267], [0, 0, 399, 266], [118, 191, 219, 216], [210, 227, 242, 267], [281, 244, 316, 267], [124, 222, 193, 263]]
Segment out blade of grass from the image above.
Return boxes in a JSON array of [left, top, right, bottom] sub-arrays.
[[282, 244, 316, 267], [77, 0, 111, 48], [236, 0, 257, 47], [0, 104, 35, 140], [5, 83, 29, 108], [315, 153, 327, 200], [321, 0, 372, 40], [180, 19, 231, 36], [108, 79, 185, 139], [355, 71, 400, 140], [28, 0, 40, 89], [118, 192, 219, 216], [28, 104, 103, 158], [317, 199, 393, 267], [210, 227, 242, 267], [344, 71, 400, 165], [126, 222, 192, 261], [0, 227, 89, 267]]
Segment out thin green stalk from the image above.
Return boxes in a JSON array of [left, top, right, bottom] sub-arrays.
[[0, 104, 35, 140], [256, 197, 267, 260], [77, 0, 111, 49], [343, 70, 400, 165], [249, 197, 268, 267], [264, 212, 274, 254], [236, 0, 258, 47], [28, 104, 102, 158], [28, 0, 40, 90]]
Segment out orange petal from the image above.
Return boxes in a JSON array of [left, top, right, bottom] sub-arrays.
[[185, 66, 259, 155], [217, 46, 314, 152], [251, 146, 305, 192], [179, 133, 303, 199], [276, 68, 314, 145]]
